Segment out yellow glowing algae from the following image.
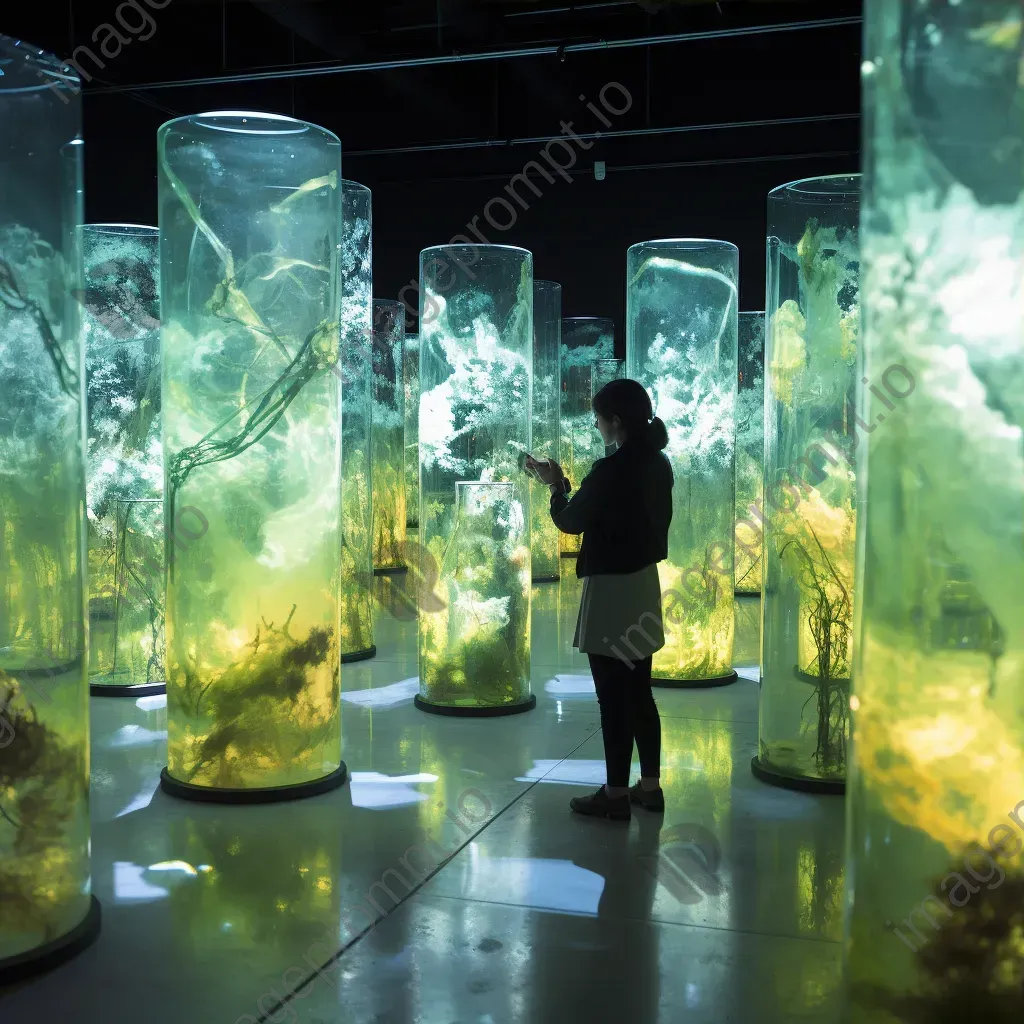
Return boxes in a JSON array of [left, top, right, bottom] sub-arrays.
[[758, 177, 859, 783], [734, 312, 765, 594], [844, 3, 1024, 1018], [371, 300, 407, 571], [626, 241, 739, 682], [559, 319, 618, 558], [404, 334, 420, 528], [0, 43, 93, 963], [531, 282, 562, 580], [339, 181, 374, 657], [159, 112, 343, 791], [417, 246, 533, 709], [769, 299, 807, 406]]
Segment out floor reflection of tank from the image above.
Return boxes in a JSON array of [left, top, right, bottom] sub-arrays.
[[635, 822, 725, 906]]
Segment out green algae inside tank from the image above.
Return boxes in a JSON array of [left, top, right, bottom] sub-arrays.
[[626, 239, 738, 684], [417, 245, 533, 710], [735, 311, 765, 595], [756, 174, 860, 787], [158, 111, 343, 791], [404, 333, 420, 529], [0, 36, 93, 964], [83, 224, 165, 690], [371, 299, 407, 571], [339, 180, 374, 659], [844, 3, 1024, 1020], [559, 317, 615, 557], [757, 176, 860, 786], [532, 280, 561, 582]]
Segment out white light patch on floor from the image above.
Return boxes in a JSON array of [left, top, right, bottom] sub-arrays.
[[113, 862, 171, 903], [543, 674, 595, 697], [135, 694, 167, 712], [341, 677, 419, 708], [460, 855, 604, 915], [103, 724, 168, 749], [349, 771, 438, 809], [114, 776, 161, 818], [516, 759, 606, 786]]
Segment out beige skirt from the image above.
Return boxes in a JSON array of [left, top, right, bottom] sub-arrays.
[[573, 563, 665, 660]]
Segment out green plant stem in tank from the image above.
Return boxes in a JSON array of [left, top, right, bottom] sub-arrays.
[[158, 111, 345, 798], [735, 311, 765, 596], [754, 175, 860, 791], [339, 180, 374, 660], [0, 36, 99, 976], [844, 4, 1023, 1020], [417, 244, 534, 715], [404, 333, 420, 530], [532, 280, 561, 582], [83, 223, 165, 694], [626, 239, 738, 687], [371, 299, 407, 572], [559, 317, 616, 557]]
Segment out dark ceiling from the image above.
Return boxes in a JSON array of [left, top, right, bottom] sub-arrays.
[[10, 1, 862, 170], [7, 0, 863, 323]]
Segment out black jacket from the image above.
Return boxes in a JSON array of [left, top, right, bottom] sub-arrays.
[[550, 439, 673, 578]]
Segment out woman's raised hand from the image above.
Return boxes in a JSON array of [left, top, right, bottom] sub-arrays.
[[525, 455, 561, 485]]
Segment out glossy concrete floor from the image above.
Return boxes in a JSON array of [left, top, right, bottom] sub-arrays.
[[1, 579, 845, 1024]]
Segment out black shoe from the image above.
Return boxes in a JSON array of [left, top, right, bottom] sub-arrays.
[[629, 782, 665, 812], [570, 787, 631, 821]]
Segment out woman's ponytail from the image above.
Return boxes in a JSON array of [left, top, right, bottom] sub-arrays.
[[646, 416, 669, 451]]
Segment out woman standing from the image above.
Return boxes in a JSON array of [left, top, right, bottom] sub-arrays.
[[526, 378, 673, 821]]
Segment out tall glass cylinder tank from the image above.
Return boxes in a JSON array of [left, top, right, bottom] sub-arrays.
[[532, 280, 561, 582], [626, 240, 738, 687], [404, 333, 419, 529], [0, 37, 100, 979], [158, 111, 346, 801], [735, 311, 765, 595], [371, 299, 407, 572], [83, 224, 165, 696], [592, 357, 626, 459], [417, 244, 534, 716], [753, 174, 860, 793], [845, 4, 1023, 1018], [339, 180, 374, 661], [559, 316, 615, 557]]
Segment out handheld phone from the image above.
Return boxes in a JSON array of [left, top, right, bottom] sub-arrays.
[[518, 450, 549, 480]]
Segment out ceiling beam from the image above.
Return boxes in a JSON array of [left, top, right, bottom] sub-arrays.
[[85, 14, 861, 94]]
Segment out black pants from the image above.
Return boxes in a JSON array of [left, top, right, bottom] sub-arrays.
[[588, 653, 662, 788]]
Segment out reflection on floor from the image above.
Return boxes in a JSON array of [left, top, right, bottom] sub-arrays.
[[1, 578, 844, 1023]]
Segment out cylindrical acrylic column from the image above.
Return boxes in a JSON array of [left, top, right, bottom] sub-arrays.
[[371, 299, 407, 573], [158, 112, 346, 802], [560, 316, 615, 557], [752, 175, 860, 793], [627, 240, 739, 687], [83, 224, 166, 696], [845, 6, 1022, 1016], [404, 333, 420, 529], [416, 244, 534, 716], [592, 357, 626, 459], [339, 180, 374, 662], [532, 280, 561, 582], [0, 37, 100, 980], [735, 311, 765, 595]]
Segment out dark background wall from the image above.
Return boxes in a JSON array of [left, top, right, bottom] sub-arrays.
[[7, 0, 862, 352]]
